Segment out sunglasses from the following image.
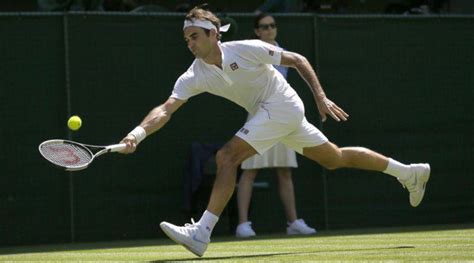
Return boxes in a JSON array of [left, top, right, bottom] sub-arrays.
[[258, 23, 277, 30]]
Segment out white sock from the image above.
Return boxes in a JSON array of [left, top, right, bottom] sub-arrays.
[[197, 210, 219, 236], [383, 158, 411, 180]]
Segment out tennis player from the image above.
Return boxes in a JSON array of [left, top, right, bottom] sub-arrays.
[[119, 6, 431, 257]]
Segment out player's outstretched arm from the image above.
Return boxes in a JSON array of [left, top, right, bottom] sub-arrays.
[[280, 51, 348, 122], [119, 97, 185, 154]]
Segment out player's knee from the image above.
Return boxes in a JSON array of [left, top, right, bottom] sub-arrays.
[[320, 158, 344, 170], [321, 163, 339, 170]]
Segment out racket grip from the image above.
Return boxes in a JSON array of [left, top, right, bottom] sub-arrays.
[[107, 143, 128, 153]]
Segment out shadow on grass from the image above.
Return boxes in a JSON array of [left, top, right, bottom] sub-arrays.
[[152, 246, 416, 262], [207, 222, 474, 244], [0, 239, 165, 256], [0, 223, 472, 256]]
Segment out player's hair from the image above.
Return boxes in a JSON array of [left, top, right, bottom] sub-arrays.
[[185, 4, 221, 40]]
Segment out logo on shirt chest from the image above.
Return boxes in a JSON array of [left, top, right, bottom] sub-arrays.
[[230, 62, 239, 71]]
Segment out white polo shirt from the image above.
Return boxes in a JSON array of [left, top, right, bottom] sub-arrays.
[[170, 39, 298, 113], [171, 39, 328, 154]]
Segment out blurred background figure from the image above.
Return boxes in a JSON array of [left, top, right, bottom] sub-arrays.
[[235, 13, 317, 239]]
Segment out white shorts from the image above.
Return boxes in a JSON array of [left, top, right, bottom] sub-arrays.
[[236, 95, 328, 155]]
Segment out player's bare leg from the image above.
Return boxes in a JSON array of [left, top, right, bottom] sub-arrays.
[[208, 136, 257, 215], [303, 142, 388, 171], [160, 136, 256, 257], [303, 142, 430, 207]]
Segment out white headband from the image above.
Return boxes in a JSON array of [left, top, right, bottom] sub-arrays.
[[183, 18, 230, 32]]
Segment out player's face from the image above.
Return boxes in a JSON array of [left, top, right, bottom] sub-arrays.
[[255, 16, 277, 42], [184, 27, 216, 59]]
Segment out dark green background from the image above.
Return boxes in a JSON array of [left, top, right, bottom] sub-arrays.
[[0, 13, 472, 245]]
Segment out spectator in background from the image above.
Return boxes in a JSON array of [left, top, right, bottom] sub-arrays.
[[235, 13, 316, 238]]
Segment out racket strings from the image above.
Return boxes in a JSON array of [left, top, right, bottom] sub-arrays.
[[40, 143, 92, 168]]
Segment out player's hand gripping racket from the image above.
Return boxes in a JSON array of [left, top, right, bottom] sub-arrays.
[[38, 139, 127, 171]]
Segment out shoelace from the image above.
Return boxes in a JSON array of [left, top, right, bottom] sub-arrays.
[[184, 218, 197, 227]]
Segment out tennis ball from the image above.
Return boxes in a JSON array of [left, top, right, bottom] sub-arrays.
[[68, 115, 82, 131]]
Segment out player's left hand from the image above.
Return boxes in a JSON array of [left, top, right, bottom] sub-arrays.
[[316, 97, 349, 122]]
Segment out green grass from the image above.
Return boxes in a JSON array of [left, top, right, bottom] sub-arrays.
[[1, 224, 473, 261]]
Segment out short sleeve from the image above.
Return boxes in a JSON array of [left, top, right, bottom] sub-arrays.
[[170, 66, 203, 101], [238, 40, 283, 66]]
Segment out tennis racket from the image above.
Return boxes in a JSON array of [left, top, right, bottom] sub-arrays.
[[38, 139, 127, 171]]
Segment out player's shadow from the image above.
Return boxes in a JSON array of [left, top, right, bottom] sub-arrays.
[[151, 246, 415, 262]]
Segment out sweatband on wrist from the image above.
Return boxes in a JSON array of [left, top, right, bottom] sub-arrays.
[[128, 126, 147, 144]]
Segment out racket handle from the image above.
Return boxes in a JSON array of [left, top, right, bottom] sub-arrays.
[[107, 143, 128, 153]]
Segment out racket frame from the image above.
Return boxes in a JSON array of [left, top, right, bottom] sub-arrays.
[[38, 139, 126, 171]]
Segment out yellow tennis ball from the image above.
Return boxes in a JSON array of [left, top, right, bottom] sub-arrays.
[[68, 115, 82, 131]]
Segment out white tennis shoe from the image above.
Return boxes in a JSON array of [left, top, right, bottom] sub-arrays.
[[235, 221, 256, 238], [398, 163, 431, 207], [287, 219, 317, 235], [160, 219, 210, 257]]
